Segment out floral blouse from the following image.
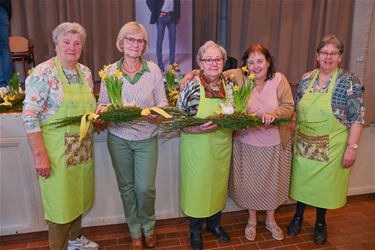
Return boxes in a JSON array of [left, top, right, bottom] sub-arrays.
[[295, 68, 365, 127], [22, 57, 94, 134]]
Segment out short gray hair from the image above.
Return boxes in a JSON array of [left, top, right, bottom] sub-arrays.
[[316, 34, 344, 54], [52, 22, 87, 45], [116, 21, 150, 55], [196, 41, 227, 65]]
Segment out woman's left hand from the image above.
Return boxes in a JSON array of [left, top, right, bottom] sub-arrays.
[[262, 113, 276, 125], [342, 147, 357, 168]]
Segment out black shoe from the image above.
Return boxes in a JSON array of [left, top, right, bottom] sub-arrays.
[[287, 216, 303, 237], [207, 225, 230, 242], [190, 232, 203, 250], [313, 223, 327, 245]]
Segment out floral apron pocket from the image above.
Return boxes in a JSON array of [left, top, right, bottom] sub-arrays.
[[65, 133, 93, 167], [296, 130, 329, 162]]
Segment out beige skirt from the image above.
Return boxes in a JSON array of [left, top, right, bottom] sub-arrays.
[[229, 139, 292, 210]]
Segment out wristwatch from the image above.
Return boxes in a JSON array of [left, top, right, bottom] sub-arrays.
[[347, 143, 359, 150]]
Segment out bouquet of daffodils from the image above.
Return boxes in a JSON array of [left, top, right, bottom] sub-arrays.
[[231, 66, 256, 114], [165, 63, 183, 107], [99, 66, 123, 107]]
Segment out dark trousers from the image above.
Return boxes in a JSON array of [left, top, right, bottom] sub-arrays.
[[189, 211, 222, 234], [156, 14, 176, 71], [0, 6, 13, 87]]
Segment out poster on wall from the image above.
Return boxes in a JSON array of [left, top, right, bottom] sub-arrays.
[[135, 0, 192, 74]]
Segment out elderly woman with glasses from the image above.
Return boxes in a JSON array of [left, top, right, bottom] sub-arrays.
[[97, 21, 167, 250], [177, 41, 232, 250], [22, 22, 98, 250], [287, 34, 364, 245]]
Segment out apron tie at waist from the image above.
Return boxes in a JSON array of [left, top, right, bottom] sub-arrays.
[[141, 107, 172, 118], [80, 112, 99, 141]]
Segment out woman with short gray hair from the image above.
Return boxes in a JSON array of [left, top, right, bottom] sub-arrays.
[[23, 22, 98, 250], [177, 41, 232, 250], [287, 34, 365, 245]]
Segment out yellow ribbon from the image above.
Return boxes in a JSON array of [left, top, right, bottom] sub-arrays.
[[0, 95, 12, 107], [79, 112, 99, 141], [141, 107, 172, 119]]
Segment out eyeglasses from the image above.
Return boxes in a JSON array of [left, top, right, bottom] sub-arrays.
[[124, 37, 146, 46], [319, 51, 340, 57], [201, 58, 224, 65]]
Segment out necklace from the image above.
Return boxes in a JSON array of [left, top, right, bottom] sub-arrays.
[[122, 62, 141, 74]]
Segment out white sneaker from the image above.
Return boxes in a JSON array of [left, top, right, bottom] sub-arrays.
[[68, 235, 99, 250]]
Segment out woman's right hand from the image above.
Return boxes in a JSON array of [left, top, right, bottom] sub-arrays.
[[35, 153, 51, 178], [183, 121, 217, 133], [94, 106, 108, 133]]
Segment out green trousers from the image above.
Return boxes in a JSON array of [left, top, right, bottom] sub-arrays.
[[107, 132, 158, 239]]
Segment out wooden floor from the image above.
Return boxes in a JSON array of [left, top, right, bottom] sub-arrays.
[[1, 194, 374, 250]]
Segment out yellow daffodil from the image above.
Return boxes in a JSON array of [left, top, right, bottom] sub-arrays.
[[173, 63, 178, 67], [113, 69, 122, 79], [233, 85, 240, 92], [248, 73, 255, 80], [104, 64, 110, 71], [168, 64, 173, 69], [98, 70, 108, 79], [27, 68, 34, 75], [241, 66, 248, 73]]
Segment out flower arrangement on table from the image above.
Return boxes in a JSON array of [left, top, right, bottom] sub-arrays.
[[0, 72, 26, 113], [165, 63, 183, 107]]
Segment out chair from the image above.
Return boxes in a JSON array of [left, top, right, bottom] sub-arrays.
[[9, 36, 36, 77]]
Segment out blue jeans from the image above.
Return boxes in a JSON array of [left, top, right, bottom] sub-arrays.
[[156, 14, 176, 71], [0, 7, 13, 87]]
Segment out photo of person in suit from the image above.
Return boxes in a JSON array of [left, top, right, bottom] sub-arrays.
[[146, 0, 180, 71]]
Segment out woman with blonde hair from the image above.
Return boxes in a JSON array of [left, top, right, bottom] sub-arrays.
[[97, 21, 167, 250]]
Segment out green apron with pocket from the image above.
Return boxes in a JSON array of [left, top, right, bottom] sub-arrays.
[[39, 57, 96, 223], [290, 69, 350, 209], [180, 81, 233, 218]]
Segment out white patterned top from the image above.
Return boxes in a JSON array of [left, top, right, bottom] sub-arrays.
[[97, 58, 168, 141]]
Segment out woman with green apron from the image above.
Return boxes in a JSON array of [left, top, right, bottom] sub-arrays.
[[287, 35, 364, 245], [177, 41, 233, 250], [22, 23, 98, 250]]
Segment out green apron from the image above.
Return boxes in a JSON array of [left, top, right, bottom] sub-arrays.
[[290, 69, 349, 209], [39, 57, 96, 224], [180, 82, 232, 218]]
